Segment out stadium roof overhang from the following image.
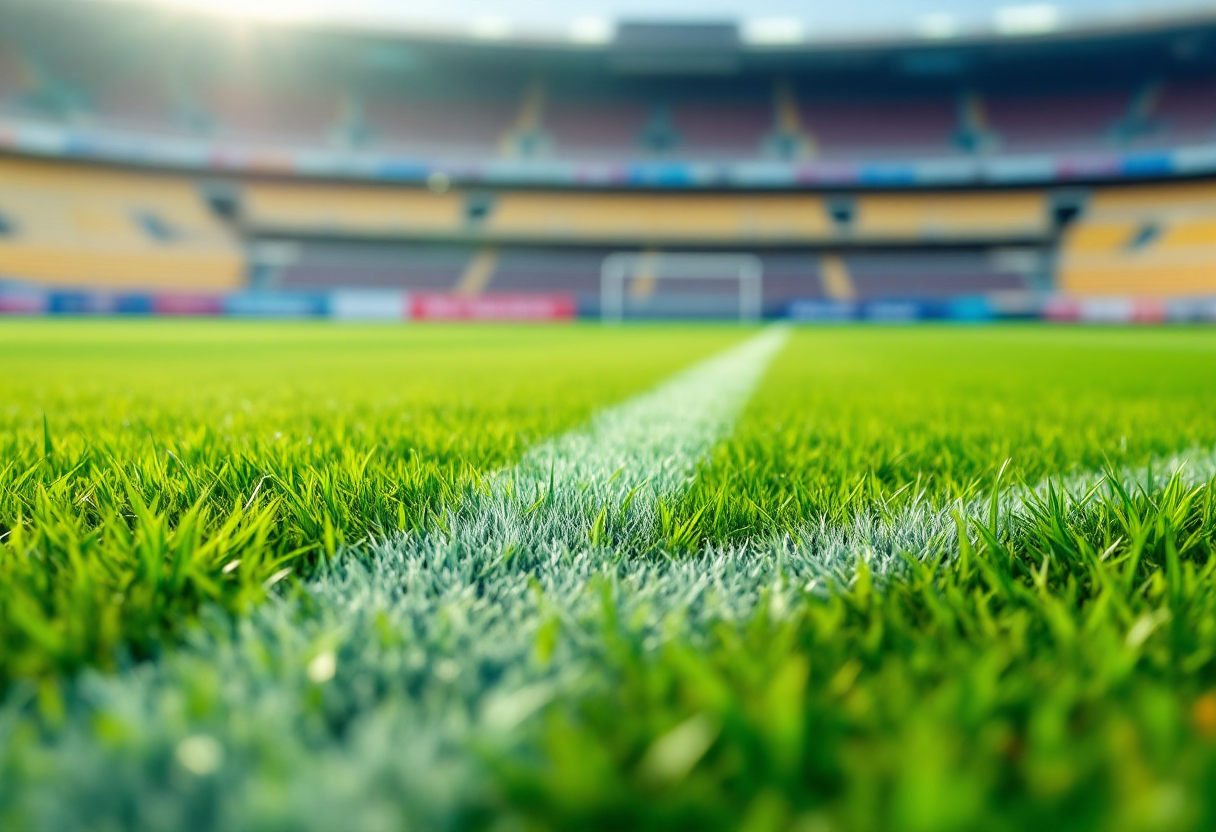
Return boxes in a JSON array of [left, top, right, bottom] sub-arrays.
[[7, 0, 1216, 90], [53, 0, 1216, 55]]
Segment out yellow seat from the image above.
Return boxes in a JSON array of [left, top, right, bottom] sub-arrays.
[[242, 182, 464, 235], [854, 192, 1049, 241], [0, 158, 242, 290], [1059, 183, 1216, 297]]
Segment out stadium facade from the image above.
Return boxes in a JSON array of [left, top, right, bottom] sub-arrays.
[[2, 1, 1216, 321]]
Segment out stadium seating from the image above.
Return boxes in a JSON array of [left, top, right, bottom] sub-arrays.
[[0, 40, 32, 105], [670, 100, 772, 156], [242, 182, 465, 235], [544, 100, 651, 157], [205, 84, 340, 144], [1150, 80, 1216, 144], [985, 90, 1130, 151], [3, 3, 1216, 173], [759, 252, 823, 310], [846, 251, 1033, 299], [240, 183, 1051, 247], [365, 97, 517, 154], [485, 192, 833, 243], [852, 192, 1050, 241], [799, 97, 959, 158], [95, 74, 181, 134], [0, 152, 1066, 306], [1058, 181, 1216, 296], [3, 45, 1211, 168], [269, 243, 826, 316], [490, 247, 604, 296], [271, 241, 476, 291], [0, 158, 242, 290]]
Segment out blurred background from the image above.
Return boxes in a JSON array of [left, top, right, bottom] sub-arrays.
[[2, 0, 1216, 322]]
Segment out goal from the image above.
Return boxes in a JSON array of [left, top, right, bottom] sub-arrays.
[[600, 252, 763, 323]]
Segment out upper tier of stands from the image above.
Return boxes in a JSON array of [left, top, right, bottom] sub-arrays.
[[984, 91, 1131, 152], [2, 32, 1214, 167], [799, 97, 959, 159]]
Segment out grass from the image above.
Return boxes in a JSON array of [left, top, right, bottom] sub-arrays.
[[675, 327, 1216, 542], [0, 320, 743, 687], [5, 322, 1216, 831], [500, 471, 1216, 832]]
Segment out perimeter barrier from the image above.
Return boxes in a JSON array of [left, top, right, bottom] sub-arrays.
[[5, 283, 1216, 323]]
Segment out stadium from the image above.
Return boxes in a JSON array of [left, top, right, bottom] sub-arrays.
[[5, 0, 1216, 829]]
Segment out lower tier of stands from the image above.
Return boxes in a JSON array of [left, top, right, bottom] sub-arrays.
[[264, 241, 1037, 316]]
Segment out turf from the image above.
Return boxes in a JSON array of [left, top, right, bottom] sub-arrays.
[[0, 321, 743, 686], [5, 322, 1216, 832], [503, 327, 1216, 832], [678, 327, 1216, 542]]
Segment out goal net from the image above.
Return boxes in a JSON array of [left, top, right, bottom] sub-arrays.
[[600, 252, 763, 322]]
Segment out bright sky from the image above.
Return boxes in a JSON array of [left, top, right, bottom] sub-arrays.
[[96, 0, 1216, 43]]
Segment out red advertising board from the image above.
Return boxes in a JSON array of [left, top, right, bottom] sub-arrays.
[[1131, 298, 1167, 323], [152, 293, 225, 315], [409, 292, 576, 321], [1041, 296, 1080, 322]]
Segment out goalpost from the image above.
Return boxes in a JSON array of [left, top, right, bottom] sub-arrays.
[[600, 252, 763, 323]]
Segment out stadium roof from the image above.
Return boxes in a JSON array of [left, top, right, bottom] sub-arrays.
[[89, 0, 1216, 48]]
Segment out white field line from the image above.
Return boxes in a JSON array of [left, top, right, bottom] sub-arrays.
[[6, 330, 1216, 832], [447, 324, 790, 556], [1, 328, 792, 831], [781, 444, 1216, 589]]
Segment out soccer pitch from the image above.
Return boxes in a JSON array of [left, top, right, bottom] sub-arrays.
[[4, 321, 1216, 831]]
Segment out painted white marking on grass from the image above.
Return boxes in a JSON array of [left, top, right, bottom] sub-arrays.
[[1, 329, 793, 832], [773, 444, 1216, 589], [450, 324, 789, 555]]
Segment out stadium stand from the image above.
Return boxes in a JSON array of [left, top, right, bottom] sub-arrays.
[[799, 96, 960, 158], [95, 74, 181, 134], [671, 99, 772, 156], [544, 99, 651, 158], [491, 248, 604, 295], [269, 241, 475, 291], [851, 192, 1050, 242], [365, 96, 518, 154], [239, 185, 1051, 247], [3, 3, 1216, 318], [0, 40, 32, 105], [985, 90, 1131, 152], [1059, 181, 1216, 297], [484, 192, 833, 244], [263, 242, 827, 317], [3, 15, 1215, 173], [49, 74, 1203, 165], [242, 182, 465, 236], [760, 252, 823, 309], [0, 158, 242, 290], [846, 251, 1034, 299], [1150, 79, 1216, 144], [204, 84, 341, 144]]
